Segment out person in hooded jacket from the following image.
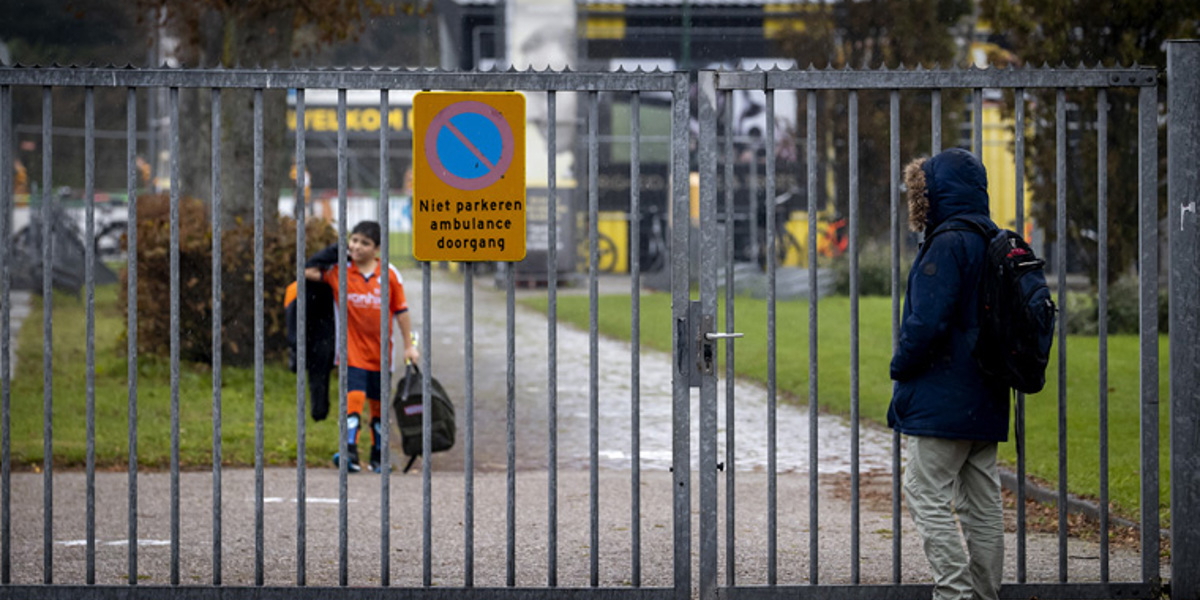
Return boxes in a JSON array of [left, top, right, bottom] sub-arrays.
[[889, 148, 1009, 600]]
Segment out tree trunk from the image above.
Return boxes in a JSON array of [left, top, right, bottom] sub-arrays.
[[218, 7, 294, 230], [163, 7, 297, 366]]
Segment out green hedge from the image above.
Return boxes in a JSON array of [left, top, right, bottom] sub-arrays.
[[120, 194, 338, 366]]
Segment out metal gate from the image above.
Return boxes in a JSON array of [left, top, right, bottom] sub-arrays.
[[690, 48, 1199, 600], [0, 66, 695, 599], [1, 44, 1198, 599]]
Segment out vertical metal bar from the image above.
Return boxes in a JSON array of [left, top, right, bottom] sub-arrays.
[[670, 71, 692, 600], [722, 87, 737, 589], [125, 86, 139, 587], [889, 89, 902, 585], [1096, 88, 1110, 583], [546, 89, 558, 589], [0, 83, 10, 587], [209, 86, 223, 587], [1137, 82, 1160, 586], [378, 89, 392, 587], [1055, 88, 1068, 583], [1014, 88, 1028, 584], [147, 72, 158, 187], [336, 88, 349, 587], [806, 89, 819, 585], [84, 86, 97, 586], [630, 90, 643, 588], [697, 71, 718, 600], [973, 89, 983, 159], [252, 87, 265, 587], [750, 136, 760, 267], [292, 88, 307, 588], [588, 89, 601, 588], [464, 265, 475, 588], [848, 89, 861, 585], [765, 88, 778, 587], [422, 261, 432, 587], [931, 89, 941, 154], [1168, 40, 1200, 600], [506, 255, 517, 588], [168, 85, 181, 587], [40, 85, 54, 585]]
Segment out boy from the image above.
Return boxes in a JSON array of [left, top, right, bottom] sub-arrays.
[[306, 221, 420, 473]]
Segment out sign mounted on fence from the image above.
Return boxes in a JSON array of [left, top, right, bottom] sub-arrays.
[[412, 92, 526, 262]]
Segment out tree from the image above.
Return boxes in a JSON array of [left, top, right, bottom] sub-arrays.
[[134, 0, 398, 229], [979, 0, 1200, 283], [773, 0, 976, 245], [1, 0, 145, 65], [2, 0, 147, 193]]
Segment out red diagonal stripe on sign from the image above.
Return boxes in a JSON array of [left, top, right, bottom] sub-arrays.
[[444, 121, 496, 170]]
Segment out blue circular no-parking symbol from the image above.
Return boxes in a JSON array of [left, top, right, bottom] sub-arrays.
[[424, 101, 516, 191], [437, 113, 502, 179]]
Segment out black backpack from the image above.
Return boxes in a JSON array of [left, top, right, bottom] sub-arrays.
[[393, 365, 456, 472], [926, 218, 1057, 394]]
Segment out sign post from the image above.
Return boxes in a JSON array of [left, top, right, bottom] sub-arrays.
[[412, 92, 526, 262]]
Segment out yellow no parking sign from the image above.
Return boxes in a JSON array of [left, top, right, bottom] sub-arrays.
[[412, 92, 526, 262]]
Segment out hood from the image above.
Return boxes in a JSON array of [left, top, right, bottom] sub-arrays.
[[905, 148, 990, 232]]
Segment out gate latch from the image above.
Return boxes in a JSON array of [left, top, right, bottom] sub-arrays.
[[689, 301, 744, 387]]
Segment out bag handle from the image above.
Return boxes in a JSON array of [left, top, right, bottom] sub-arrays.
[[399, 363, 425, 474], [400, 363, 420, 400]]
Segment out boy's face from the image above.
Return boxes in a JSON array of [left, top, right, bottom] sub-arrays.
[[348, 232, 379, 264]]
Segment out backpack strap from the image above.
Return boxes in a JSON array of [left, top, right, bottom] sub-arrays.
[[917, 217, 989, 259], [924, 217, 990, 244]]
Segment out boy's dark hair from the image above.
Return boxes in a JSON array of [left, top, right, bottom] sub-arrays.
[[352, 221, 381, 247]]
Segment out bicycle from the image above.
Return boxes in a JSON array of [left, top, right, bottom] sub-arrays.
[[755, 189, 803, 271], [754, 188, 849, 270], [576, 215, 620, 274], [633, 203, 668, 273], [94, 219, 129, 262]]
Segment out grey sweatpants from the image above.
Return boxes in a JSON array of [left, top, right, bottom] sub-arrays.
[[904, 436, 1004, 600]]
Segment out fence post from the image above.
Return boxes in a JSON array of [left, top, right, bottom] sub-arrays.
[[1168, 39, 1200, 600]]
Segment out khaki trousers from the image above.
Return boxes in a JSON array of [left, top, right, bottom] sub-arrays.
[[904, 436, 1004, 600]]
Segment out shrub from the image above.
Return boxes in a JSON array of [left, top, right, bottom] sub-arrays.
[[1064, 291, 1099, 336], [119, 194, 338, 366], [1063, 274, 1169, 335], [833, 240, 905, 297]]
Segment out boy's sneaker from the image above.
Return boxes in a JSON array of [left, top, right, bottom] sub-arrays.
[[368, 445, 390, 473], [332, 444, 361, 473]]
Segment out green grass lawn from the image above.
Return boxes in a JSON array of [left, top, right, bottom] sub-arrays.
[[388, 231, 416, 270], [5, 284, 345, 469], [521, 290, 1171, 526]]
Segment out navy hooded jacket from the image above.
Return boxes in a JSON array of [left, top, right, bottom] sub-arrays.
[[887, 148, 1009, 442]]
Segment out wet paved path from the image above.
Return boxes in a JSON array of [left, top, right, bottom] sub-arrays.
[[420, 270, 895, 475]]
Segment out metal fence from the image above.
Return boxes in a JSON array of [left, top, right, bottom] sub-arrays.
[[1, 43, 1198, 600]]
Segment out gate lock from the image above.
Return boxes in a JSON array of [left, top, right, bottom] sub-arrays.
[[688, 300, 744, 387]]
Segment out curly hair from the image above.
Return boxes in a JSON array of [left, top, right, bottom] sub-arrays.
[[904, 158, 929, 233]]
